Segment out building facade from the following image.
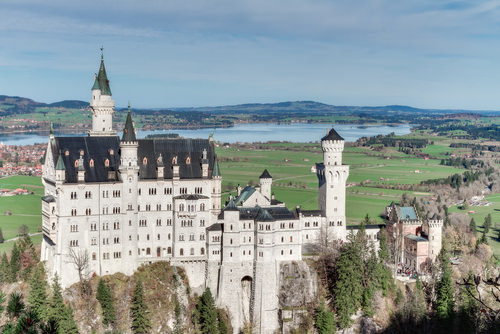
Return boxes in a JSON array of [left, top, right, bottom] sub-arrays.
[[41, 55, 440, 333]]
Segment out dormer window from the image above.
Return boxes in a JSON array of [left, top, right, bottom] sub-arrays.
[[186, 156, 191, 165], [65, 150, 69, 156], [89, 159, 94, 167], [74, 160, 79, 167], [80, 150, 84, 156], [105, 158, 110, 167], [172, 156, 177, 165], [143, 157, 148, 165]]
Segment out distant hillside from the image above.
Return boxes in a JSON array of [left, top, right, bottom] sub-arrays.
[[48, 100, 89, 108]]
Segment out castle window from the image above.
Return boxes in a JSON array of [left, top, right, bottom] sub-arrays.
[[230, 252, 232, 257], [290, 249, 292, 255], [168, 233, 171, 240], [143, 157, 148, 165], [92, 253, 96, 261], [109, 149, 114, 155], [281, 250, 284, 255], [200, 203, 205, 211], [129, 235, 132, 241], [179, 204, 184, 211], [337, 221, 342, 226], [167, 247, 172, 254], [70, 225, 78, 232], [200, 220, 205, 227], [186, 156, 191, 165], [89, 159, 94, 167], [201, 247, 205, 255], [189, 234, 195, 241], [157, 247, 161, 257], [290, 236, 293, 242], [74, 160, 79, 168], [147, 234, 150, 241], [146, 248, 151, 255], [156, 219, 161, 226], [167, 219, 172, 226], [281, 237, 284, 243], [179, 234, 184, 241], [157, 234, 160, 240], [65, 150, 69, 156], [71, 209, 77, 217], [200, 234, 205, 241], [243, 250, 245, 255], [129, 250, 132, 256], [180, 248, 184, 256], [69, 240, 78, 247], [230, 225, 233, 231], [190, 248, 194, 255], [80, 150, 84, 156], [230, 238, 233, 245]]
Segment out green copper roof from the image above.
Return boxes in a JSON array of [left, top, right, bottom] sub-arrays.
[[55, 154, 65, 170], [212, 154, 221, 177], [122, 111, 137, 142], [95, 58, 112, 96], [91, 74, 100, 90], [225, 198, 238, 211]]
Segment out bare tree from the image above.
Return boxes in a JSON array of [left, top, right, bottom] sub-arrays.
[[68, 247, 90, 296], [457, 273, 500, 324]]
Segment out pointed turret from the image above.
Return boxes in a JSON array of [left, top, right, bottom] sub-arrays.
[[55, 155, 65, 170], [212, 154, 221, 178], [55, 153, 66, 182], [95, 52, 112, 96], [122, 108, 137, 142], [89, 49, 116, 136]]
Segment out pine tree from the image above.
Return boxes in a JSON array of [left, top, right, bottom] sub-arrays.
[[15, 307, 40, 333], [469, 218, 477, 235], [459, 272, 479, 333], [333, 237, 363, 328], [47, 274, 68, 327], [315, 300, 336, 334], [58, 305, 80, 333], [96, 278, 115, 326], [7, 291, 25, 321], [435, 250, 455, 319], [130, 278, 151, 334], [0, 252, 9, 283], [483, 214, 492, 233], [10, 242, 20, 282], [27, 263, 49, 322], [196, 288, 219, 334], [217, 309, 229, 334]]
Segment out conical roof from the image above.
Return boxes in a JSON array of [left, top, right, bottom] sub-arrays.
[[212, 154, 221, 177], [321, 128, 343, 141], [122, 111, 137, 142], [93, 55, 111, 96], [259, 169, 272, 179], [55, 154, 65, 170]]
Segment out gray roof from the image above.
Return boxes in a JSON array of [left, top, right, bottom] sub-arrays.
[[122, 111, 137, 142], [42, 195, 55, 203], [219, 206, 296, 221], [260, 169, 272, 179], [207, 223, 222, 232], [51, 135, 216, 183], [397, 206, 419, 220], [405, 234, 428, 242], [321, 128, 343, 141], [174, 194, 209, 200]]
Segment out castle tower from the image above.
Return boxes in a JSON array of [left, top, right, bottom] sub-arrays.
[[211, 153, 222, 217], [119, 107, 139, 275], [426, 214, 443, 262], [89, 50, 116, 136], [317, 128, 349, 240], [259, 169, 272, 201]]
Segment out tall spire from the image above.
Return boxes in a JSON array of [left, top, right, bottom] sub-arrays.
[[122, 103, 137, 142], [92, 47, 111, 95], [212, 154, 221, 177]]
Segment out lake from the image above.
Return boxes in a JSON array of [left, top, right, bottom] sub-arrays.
[[0, 123, 413, 146]]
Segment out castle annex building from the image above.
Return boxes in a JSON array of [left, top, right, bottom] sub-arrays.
[[41, 55, 442, 333]]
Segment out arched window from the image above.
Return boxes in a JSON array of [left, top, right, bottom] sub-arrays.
[[89, 159, 94, 167], [157, 247, 161, 257], [143, 157, 148, 165], [105, 158, 110, 167], [190, 248, 194, 255], [80, 150, 84, 156], [146, 248, 151, 255], [65, 150, 69, 156], [201, 247, 205, 255], [74, 160, 79, 167], [172, 156, 177, 165], [179, 204, 184, 211], [186, 156, 191, 165], [180, 248, 184, 256], [200, 203, 205, 211], [167, 247, 172, 254]]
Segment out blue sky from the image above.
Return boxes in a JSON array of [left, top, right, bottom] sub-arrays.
[[1, 0, 500, 109]]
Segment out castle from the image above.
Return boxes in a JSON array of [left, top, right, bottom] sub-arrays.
[[41, 54, 442, 333]]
